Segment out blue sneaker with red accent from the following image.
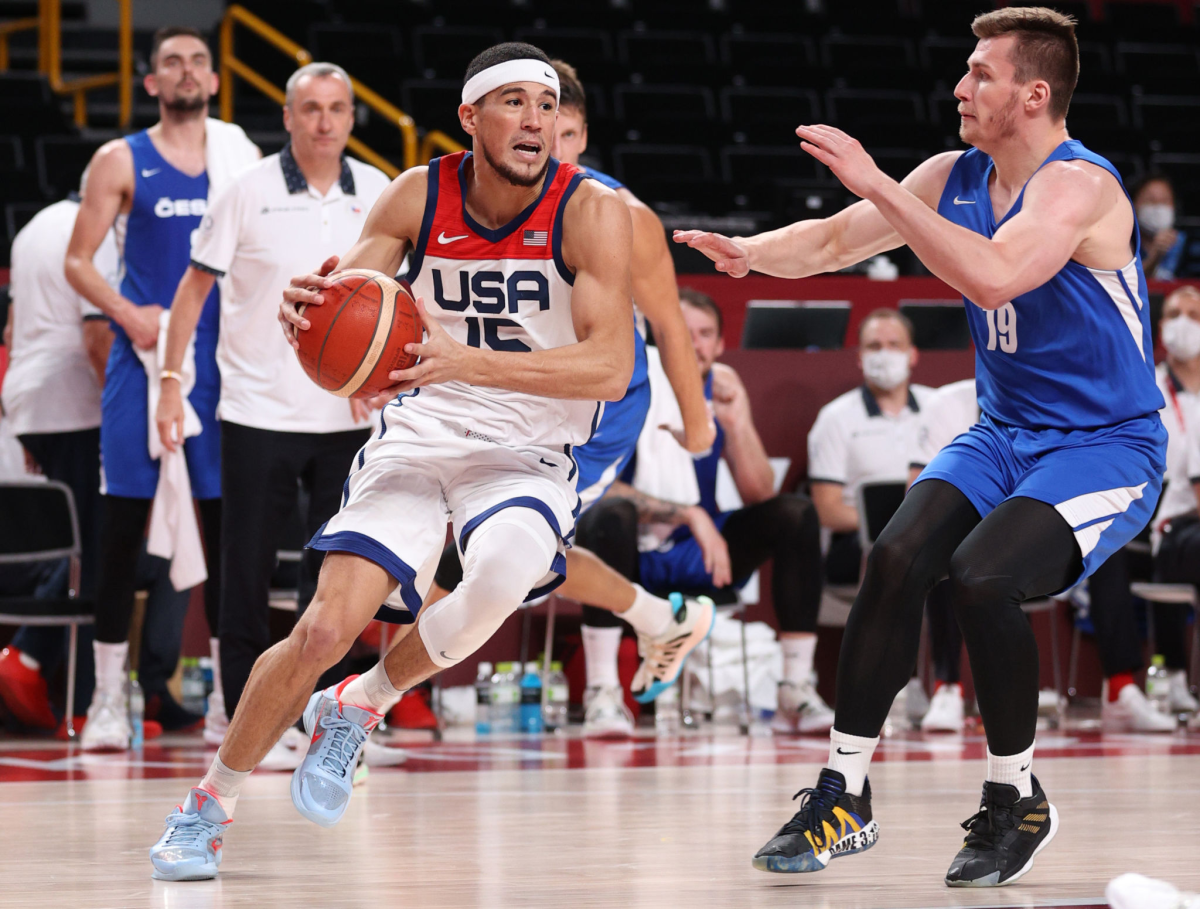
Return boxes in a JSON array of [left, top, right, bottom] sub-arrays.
[[753, 768, 879, 873], [149, 787, 231, 881], [290, 677, 383, 828]]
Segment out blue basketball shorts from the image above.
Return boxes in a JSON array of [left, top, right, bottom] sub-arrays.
[[914, 411, 1167, 585]]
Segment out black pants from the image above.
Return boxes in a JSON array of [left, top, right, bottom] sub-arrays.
[[825, 529, 963, 685], [1083, 548, 1145, 677], [1153, 515, 1200, 670], [19, 428, 101, 596], [218, 421, 370, 719], [572, 494, 824, 634], [836, 479, 1080, 756]]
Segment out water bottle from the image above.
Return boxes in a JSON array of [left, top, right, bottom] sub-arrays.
[[181, 658, 207, 714], [543, 661, 569, 731], [490, 662, 518, 733], [128, 671, 145, 749], [1146, 654, 1171, 714], [520, 661, 544, 734], [656, 681, 681, 734], [198, 656, 215, 700], [475, 661, 493, 735]]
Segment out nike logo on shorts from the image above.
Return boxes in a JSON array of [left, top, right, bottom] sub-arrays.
[[437, 231, 468, 244], [953, 196, 975, 205], [539, 458, 558, 468], [141, 168, 162, 178]]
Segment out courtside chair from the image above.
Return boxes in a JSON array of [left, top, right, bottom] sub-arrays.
[[1132, 581, 1200, 692], [0, 480, 93, 738]]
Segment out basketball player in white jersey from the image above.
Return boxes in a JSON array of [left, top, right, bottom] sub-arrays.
[[149, 42, 634, 880]]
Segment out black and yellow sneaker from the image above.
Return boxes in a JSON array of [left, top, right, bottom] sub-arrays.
[[752, 768, 879, 873], [945, 775, 1059, 887]]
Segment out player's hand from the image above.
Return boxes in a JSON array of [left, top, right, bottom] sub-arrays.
[[658, 419, 717, 455], [122, 303, 163, 350], [381, 298, 467, 394], [155, 381, 186, 453], [710, 362, 750, 429], [795, 124, 890, 200], [279, 254, 340, 349], [672, 230, 750, 278], [349, 393, 390, 422], [686, 506, 732, 588]]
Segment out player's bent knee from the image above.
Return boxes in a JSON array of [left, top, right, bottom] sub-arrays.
[[291, 615, 355, 670], [947, 550, 1014, 616]]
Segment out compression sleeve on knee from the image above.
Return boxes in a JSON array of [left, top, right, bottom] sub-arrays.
[[418, 508, 559, 669]]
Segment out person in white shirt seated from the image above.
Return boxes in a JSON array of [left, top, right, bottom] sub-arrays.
[[808, 308, 959, 729]]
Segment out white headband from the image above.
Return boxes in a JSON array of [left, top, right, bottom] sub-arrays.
[[461, 58, 560, 106]]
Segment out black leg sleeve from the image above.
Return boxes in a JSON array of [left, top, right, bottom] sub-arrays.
[[432, 540, 464, 592], [926, 580, 963, 685], [197, 497, 222, 639], [949, 496, 1081, 756], [94, 496, 154, 643], [834, 479, 981, 737], [1085, 549, 1144, 677], [576, 497, 640, 629], [720, 494, 823, 633]]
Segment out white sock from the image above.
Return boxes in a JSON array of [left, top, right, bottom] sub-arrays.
[[93, 640, 128, 697], [619, 584, 674, 637], [199, 753, 251, 818], [987, 743, 1034, 798], [781, 634, 817, 685], [209, 637, 224, 703], [339, 663, 402, 714], [17, 650, 40, 672], [827, 728, 880, 797], [582, 625, 622, 689]]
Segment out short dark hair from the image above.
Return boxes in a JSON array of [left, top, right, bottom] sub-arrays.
[[150, 26, 210, 70], [552, 59, 586, 121], [970, 7, 1079, 120], [858, 307, 914, 345], [1129, 170, 1174, 203], [464, 41, 551, 84], [679, 287, 723, 336]]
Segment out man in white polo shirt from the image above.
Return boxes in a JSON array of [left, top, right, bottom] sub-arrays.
[[156, 62, 390, 766], [807, 308, 944, 727]]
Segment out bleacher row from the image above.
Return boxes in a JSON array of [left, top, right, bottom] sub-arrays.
[[2, 0, 1200, 267]]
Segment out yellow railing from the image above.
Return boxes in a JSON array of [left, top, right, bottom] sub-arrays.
[[419, 129, 465, 165], [220, 4, 446, 178], [0, 0, 132, 128]]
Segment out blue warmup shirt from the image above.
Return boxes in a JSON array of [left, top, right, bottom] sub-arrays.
[[941, 140, 1164, 430], [100, 130, 222, 499]]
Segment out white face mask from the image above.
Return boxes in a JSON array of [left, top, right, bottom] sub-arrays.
[[862, 349, 911, 391], [1162, 315, 1200, 362], [1138, 203, 1175, 234]]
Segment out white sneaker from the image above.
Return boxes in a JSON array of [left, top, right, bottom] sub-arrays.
[[1107, 873, 1200, 909], [256, 727, 309, 771], [203, 689, 228, 747], [1101, 682, 1177, 732], [921, 683, 966, 732], [904, 677, 929, 724], [630, 594, 715, 704], [1167, 670, 1199, 714], [583, 684, 634, 738], [771, 679, 834, 734], [81, 691, 131, 751]]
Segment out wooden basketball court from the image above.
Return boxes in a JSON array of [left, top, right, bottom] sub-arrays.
[[0, 728, 1196, 908]]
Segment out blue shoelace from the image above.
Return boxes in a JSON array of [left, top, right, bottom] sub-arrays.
[[161, 810, 221, 850], [317, 715, 368, 777]]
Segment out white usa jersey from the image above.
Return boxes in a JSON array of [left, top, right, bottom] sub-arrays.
[[403, 151, 601, 449]]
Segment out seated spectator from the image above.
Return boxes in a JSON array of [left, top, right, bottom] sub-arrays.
[[1132, 172, 1200, 279], [807, 308, 955, 729], [599, 287, 832, 733]]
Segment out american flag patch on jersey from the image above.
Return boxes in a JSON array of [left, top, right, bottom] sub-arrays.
[[523, 229, 548, 246]]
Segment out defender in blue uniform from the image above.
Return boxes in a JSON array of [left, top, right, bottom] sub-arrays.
[[679, 7, 1155, 889]]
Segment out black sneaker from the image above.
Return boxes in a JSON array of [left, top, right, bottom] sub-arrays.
[[752, 768, 879, 873], [945, 775, 1059, 887]]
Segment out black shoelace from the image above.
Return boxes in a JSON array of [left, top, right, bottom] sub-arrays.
[[960, 799, 1015, 850], [779, 786, 839, 842]]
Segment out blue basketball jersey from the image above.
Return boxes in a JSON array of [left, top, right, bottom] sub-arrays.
[[692, 371, 726, 517], [939, 140, 1164, 431]]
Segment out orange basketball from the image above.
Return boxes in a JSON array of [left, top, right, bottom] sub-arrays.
[[294, 268, 421, 399]]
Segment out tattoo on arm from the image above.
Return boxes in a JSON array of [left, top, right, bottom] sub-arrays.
[[609, 481, 689, 526]]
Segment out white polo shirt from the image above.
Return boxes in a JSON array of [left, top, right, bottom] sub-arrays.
[[909, 378, 979, 470], [190, 146, 391, 434], [1151, 363, 1200, 551], [808, 382, 934, 505], [2, 199, 119, 436]]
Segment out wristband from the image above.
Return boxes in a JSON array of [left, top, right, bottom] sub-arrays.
[[160, 370, 184, 384]]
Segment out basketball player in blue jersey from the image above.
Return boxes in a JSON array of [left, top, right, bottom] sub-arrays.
[[65, 27, 253, 752], [679, 7, 1165, 888], [149, 42, 637, 881]]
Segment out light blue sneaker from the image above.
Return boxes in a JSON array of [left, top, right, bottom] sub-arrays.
[[630, 593, 716, 704], [290, 677, 382, 828], [149, 788, 230, 881]]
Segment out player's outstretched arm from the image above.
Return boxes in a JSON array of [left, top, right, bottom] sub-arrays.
[[797, 124, 1115, 309], [386, 180, 635, 402], [623, 195, 715, 453], [279, 167, 425, 346], [65, 139, 162, 350]]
